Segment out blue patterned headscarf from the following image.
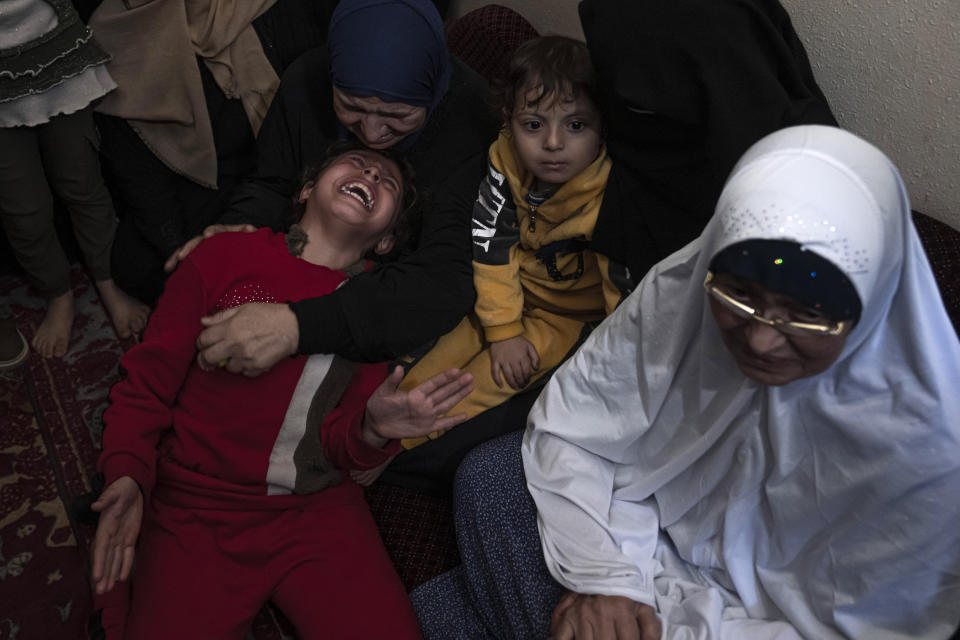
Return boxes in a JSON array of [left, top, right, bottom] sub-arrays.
[[328, 0, 451, 144]]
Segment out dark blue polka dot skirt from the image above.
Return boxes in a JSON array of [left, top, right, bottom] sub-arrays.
[[411, 431, 565, 639]]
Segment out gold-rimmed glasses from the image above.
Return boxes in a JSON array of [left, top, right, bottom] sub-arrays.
[[703, 271, 847, 337]]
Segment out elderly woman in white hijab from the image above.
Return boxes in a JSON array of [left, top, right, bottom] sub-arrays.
[[414, 125, 960, 639]]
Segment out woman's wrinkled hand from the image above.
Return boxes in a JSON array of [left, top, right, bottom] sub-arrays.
[[195, 303, 299, 376], [163, 223, 256, 273], [549, 592, 662, 640]]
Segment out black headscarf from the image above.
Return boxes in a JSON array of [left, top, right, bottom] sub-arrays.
[[710, 239, 862, 323], [579, 0, 837, 284]]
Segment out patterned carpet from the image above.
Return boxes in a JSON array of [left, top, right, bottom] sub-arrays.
[[0, 267, 124, 639], [0, 266, 458, 640]]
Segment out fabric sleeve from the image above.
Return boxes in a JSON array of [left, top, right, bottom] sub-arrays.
[[250, 0, 327, 76], [319, 362, 402, 470], [98, 258, 208, 498], [96, 114, 187, 260], [219, 79, 302, 230], [292, 153, 482, 362], [596, 253, 632, 315], [471, 158, 524, 342], [521, 289, 661, 607], [220, 47, 335, 230]]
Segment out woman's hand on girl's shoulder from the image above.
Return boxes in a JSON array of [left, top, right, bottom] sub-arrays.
[[163, 224, 256, 273]]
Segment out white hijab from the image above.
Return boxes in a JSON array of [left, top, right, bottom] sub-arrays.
[[523, 126, 960, 638]]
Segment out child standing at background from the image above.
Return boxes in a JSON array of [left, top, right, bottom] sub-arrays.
[[90, 144, 472, 638], [390, 35, 622, 453], [0, 0, 149, 358]]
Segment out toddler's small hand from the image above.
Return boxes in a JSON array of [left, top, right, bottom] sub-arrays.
[[490, 336, 540, 390]]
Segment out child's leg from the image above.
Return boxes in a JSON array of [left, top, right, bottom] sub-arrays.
[[36, 107, 114, 283], [271, 503, 421, 640], [399, 315, 485, 386], [520, 307, 591, 377], [124, 500, 270, 640], [401, 310, 586, 447], [394, 314, 484, 450], [38, 108, 149, 338], [0, 124, 75, 357]]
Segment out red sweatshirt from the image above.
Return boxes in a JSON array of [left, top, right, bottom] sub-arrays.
[[100, 229, 399, 509]]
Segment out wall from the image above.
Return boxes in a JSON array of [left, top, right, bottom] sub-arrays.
[[449, 0, 960, 230], [782, 0, 960, 229]]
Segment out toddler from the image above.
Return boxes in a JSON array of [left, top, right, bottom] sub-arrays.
[[392, 36, 623, 452]]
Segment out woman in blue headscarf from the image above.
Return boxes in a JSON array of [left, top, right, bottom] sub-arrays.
[[327, 0, 451, 150], [170, 0, 498, 365]]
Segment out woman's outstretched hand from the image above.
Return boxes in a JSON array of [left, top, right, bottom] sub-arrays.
[[163, 223, 256, 273], [91, 476, 143, 596], [549, 592, 661, 640], [195, 303, 299, 376], [362, 366, 474, 448]]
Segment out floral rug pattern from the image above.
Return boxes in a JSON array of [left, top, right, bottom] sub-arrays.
[[0, 268, 122, 639]]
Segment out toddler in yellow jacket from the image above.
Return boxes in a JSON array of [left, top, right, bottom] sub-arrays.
[[399, 35, 623, 447]]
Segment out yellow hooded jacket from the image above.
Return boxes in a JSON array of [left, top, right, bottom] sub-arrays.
[[471, 130, 621, 342]]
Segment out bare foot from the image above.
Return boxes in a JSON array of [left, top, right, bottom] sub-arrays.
[[349, 456, 395, 487], [96, 279, 150, 339], [32, 291, 75, 358]]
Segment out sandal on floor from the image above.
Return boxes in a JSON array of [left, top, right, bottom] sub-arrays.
[[0, 324, 29, 370]]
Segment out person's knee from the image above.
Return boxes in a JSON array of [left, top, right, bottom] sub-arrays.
[[454, 430, 524, 518], [44, 136, 110, 208], [50, 168, 109, 208], [0, 188, 53, 223], [457, 431, 517, 484]]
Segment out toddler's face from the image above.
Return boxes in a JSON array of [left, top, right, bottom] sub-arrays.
[[508, 86, 603, 190]]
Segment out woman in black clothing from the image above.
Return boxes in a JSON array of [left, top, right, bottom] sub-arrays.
[[581, 0, 837, 290]]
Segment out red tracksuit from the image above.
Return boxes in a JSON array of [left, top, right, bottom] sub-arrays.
[[98, 229, 421, 639]]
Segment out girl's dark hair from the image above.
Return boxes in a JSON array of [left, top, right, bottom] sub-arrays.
[[289, 140, 421, 257], [494, 35, 600, 119]]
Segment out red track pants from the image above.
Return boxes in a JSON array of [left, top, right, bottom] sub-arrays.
[[100, 495, 422, 639]]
